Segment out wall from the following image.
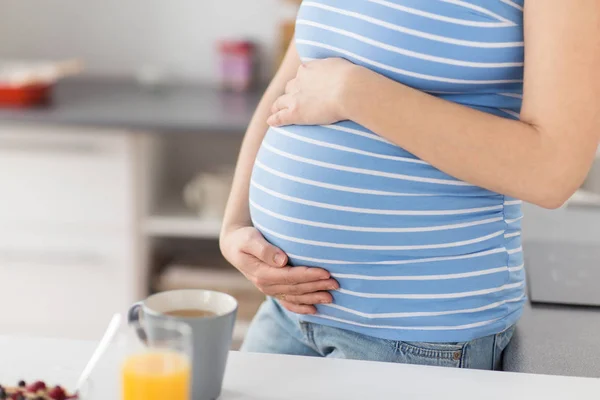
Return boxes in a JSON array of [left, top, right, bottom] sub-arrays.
[[0, 0, 296, 82]]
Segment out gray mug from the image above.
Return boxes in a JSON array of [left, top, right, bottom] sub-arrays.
[[128, 289, 238, 400]]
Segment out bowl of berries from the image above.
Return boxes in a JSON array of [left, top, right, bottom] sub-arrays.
[[0, 371, 90, 400]]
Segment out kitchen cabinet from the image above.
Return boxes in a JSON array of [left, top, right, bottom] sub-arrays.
[[0, 126, 142, 340], [0, 124, 257, 344], [0, 126, 133, 229]]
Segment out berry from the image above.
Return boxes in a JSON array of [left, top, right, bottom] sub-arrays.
[[0, 387, 5, 399], [48, 386, 66, 400], [15, 395, 24, 400], [17, 381, 25, 388], [27, 381, 46, 393]]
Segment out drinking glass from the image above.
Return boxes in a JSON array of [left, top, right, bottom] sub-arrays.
[[119, 319, 192, 400]]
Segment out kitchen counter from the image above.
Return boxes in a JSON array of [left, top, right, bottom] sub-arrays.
[[0, 78, 263, 133], [504, 302, 600, 378], [503, 204, 600, 378], [2, 336, 599, 400]]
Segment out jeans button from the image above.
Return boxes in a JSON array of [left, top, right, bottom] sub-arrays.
[[453, 351, 462, 361]]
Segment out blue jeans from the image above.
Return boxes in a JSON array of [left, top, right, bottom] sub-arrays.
[[242, 297, 515, 370]]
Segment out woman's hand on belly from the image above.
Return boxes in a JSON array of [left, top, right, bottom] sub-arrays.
[[220, 226, 339, 314], [267, 58, 355, 127]]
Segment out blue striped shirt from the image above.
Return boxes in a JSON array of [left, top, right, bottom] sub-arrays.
[[250, 0, 526, 342]]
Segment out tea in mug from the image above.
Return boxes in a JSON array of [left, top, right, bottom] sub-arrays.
[[165, 309, 216, 318]]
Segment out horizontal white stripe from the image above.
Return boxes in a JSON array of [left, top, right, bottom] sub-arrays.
[[425, 90, 465, 94], [271, 126, 428, 164], [251, 198, 503, 233], [315, 314, 503, 331], [368, 0, 514, 27], [509, 264, 525, 272], [500, 108, 521, 118], [507, 246, 522, 255], [296, 39, 524, 85], [255, 160, 436, 197], [296, 19, 523, 68], [252, 180, 503, 216], [504, 232, 521, 238], [503, 199, 522, 206], [500, 0, 524, 12], [262, 141, 472, 186], [287, 247, 508, 265], [322, 294, 525, 319], [322, 124, 394, 145], [332, 264, 524, 281], [505, 216, 524, 224], [499, 92, 523, 99], [440, 0, 515, 24], [337, 280, 525, 299], [254, 221, 505, 251], [302, 2, 523, 48]]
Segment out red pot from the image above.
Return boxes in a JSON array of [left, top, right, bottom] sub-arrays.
[[0, 83, 51, 108]]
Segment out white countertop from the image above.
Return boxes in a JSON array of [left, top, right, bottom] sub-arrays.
[[1, 336, 599, 400]]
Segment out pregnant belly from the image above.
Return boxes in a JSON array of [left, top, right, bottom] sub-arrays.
[[250, 121, 519, 261], [250, 122, 525, 321]]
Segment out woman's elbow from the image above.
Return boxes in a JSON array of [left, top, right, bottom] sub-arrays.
[[531, 193, 571, 210], [526, 171, 586, 210]]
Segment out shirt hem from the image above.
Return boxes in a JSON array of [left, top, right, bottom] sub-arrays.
[[296, 305, 525, 343]]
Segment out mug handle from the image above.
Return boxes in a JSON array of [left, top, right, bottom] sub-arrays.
[[127, 301, 148, 342]]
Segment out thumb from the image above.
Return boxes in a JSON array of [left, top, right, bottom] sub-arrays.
[[244, 232, 288, 268]]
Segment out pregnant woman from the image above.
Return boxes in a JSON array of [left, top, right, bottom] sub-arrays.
[[220, 0, 600, 369]]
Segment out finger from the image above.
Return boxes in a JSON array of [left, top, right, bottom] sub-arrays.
[[267, 109, 294, 127], [279, 300, 317, 315], [277, 291, 333, 305], [242, 231, 287, 267], [255, 266, 330, 287], [270, 94, 294, 114], [263, 279, 339, 296]]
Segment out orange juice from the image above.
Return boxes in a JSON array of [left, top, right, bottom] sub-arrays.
[[122, 351, 191, 400]]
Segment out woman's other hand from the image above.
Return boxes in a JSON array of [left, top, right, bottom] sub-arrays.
[[220, 226, 338, 314], [267, 58, 357, 127]]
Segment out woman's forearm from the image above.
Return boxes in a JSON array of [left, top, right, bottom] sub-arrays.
[[221, 43, 301, 234], [341, 67, 598, 209], [341, 68, 554, 206]]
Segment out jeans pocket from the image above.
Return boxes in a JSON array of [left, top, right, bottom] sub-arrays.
[[492, 325, 516, 369], [495, 325, 516, 353], [396, 341, 466, 368]]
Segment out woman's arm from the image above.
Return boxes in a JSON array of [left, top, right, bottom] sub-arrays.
[[221, 42, 338, 315], [269, 1, 600, 209]]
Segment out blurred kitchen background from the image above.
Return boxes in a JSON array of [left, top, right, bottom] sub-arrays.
[[0, 0, 599, 357]]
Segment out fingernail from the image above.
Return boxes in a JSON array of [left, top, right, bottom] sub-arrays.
[[274, 253, 285, 266], [329, 285, 338, 291], [320, 298, 332, 304]]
